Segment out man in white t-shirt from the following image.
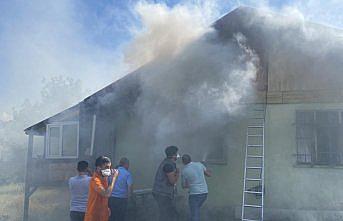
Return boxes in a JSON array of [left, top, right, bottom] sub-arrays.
[[181, 154, 211, 221], [68, 161, 92, 221]]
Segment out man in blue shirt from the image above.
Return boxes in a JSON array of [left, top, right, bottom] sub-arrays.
[[108, 157, 133, 221], [68, 161, 91, 221]]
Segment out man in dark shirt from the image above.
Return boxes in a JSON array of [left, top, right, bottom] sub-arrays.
[[152, 146, 180, 221]]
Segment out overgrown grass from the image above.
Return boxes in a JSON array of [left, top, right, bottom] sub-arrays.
[[0, 183, 69, 221]]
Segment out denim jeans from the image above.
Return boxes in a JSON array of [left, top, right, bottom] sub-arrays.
[[70, 211, 85, 221], [189, 193, 207, 221]]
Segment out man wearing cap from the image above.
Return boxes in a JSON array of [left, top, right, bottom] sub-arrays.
[[152, 145, 180, 221]]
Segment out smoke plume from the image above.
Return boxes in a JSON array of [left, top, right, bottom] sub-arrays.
[[120, 2, 260, 161]]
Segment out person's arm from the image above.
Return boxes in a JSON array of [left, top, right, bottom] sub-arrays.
[[165, 165, 179, 185], [94, 169, 119, 197], [204, 170, 211, 177], [202, 164, 211, 177], [166, 172, 178, 185]]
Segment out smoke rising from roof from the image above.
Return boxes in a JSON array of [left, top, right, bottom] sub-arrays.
[[118, 2, 260, 161], [124, 1, 217, 70]]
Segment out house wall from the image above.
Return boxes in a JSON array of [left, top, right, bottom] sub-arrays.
[[265, 103, 343, 221], [113, 102, 343, 221], [113, 111, 249, 220]]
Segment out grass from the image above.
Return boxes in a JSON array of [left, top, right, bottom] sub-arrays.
[[0, 183, 70, 221]]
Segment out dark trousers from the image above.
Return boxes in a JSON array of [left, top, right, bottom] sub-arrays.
[[108, 197, 128, 221], [189, 193, 207, 221], [153, 193, 178, 221], [70, 211, 85, 221]]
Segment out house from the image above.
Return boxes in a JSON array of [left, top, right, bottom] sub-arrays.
[[23, 6, 343, 221]]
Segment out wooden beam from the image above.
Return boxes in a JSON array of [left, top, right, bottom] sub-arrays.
[[23, 133, 34, 221], [90, 114, 97, 156]]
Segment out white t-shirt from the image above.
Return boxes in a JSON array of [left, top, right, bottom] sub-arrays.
[[69, 175, 91, 212], [181, 162, 208, 195]]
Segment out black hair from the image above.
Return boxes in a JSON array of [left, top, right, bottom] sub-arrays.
[[182, 154, 191, 164], [119, 157, 129, 166], [95, 156, 111, 167], [165, 145, 178, 158], [77, 161, 89, 172]]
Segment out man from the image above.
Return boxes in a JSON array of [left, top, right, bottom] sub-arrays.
[[108, 157, 133, 221], [152, 145, 180, 221], [84, 156, 119, 221], [181, 154, 211, 221], [68, 161, 91, 221]]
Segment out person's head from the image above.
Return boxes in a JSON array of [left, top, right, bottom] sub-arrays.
[[182, 154, 192, 165], [77, 161, 89, 175], [119, 157, 130, 170], [165, 145, 179, 161], [95, 156, 112, 177]]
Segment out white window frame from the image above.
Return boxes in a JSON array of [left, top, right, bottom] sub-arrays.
[[46, 121, 79, 159]]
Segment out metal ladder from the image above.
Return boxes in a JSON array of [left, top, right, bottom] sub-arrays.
[[241, 104, 266, 221]]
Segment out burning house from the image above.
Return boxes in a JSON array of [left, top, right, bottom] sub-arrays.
[[23, 6, 343, 221]]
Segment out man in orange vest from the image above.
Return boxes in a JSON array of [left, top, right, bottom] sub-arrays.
[[84, 156, 119, 221]]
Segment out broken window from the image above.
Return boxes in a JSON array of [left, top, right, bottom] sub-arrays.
[[46, 122, 79, 159], [296, 110, 343, 166]]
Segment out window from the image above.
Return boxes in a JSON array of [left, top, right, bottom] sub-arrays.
[[296, 110, 343, 166], [46, 122, 79, 159], [32, 135, 45, 158]]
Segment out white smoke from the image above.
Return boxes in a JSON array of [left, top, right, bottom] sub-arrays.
[[0, 112, 13, 122], [124, 1, 219, 70], [120, 2, 260, 160]]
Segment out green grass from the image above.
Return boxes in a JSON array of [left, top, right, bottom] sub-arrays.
[[0, 183, 70, 221]]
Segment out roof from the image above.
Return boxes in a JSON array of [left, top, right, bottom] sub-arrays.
[[25, 6, 343, 133]]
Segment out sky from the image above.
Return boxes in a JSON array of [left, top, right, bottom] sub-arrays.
[[0, 0, 342, 120]]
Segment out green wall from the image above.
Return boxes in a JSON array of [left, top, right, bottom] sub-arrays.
[[113, 102, 343, 220], [264, 103, 343, 220]]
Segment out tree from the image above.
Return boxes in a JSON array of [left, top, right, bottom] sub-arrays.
[[0, 76, 86, 184]]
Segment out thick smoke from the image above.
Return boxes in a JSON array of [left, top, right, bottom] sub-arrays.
[[243, 6, 343, 91], [121, 2, 260, 161], [124, 1, 217, 70]]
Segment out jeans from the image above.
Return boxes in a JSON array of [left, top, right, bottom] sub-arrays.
[[153, 193, 178, 221], [70, 211, 85, 221], [189, 193, 207, 221], [108, 197, 128, 221]]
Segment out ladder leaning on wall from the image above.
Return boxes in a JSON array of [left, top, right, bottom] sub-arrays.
[[241, 104, 266, 221]]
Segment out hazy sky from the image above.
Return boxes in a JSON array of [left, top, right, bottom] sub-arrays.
[[0, 0, 342, 118]]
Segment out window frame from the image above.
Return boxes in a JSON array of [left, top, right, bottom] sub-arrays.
[[46, 121, 79, 159], [295, 110, 343, 166], [205, 144, 228, 165]]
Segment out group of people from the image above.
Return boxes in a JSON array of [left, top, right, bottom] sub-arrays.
[[68, 145, 211, 221], [69, 156, 132, 221], [152, 146, 211, 221]]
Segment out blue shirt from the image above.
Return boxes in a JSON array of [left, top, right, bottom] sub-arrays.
[[182, 162, 208, 195], [68, 175, 91, 212], [109, 166, 133, 198]]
